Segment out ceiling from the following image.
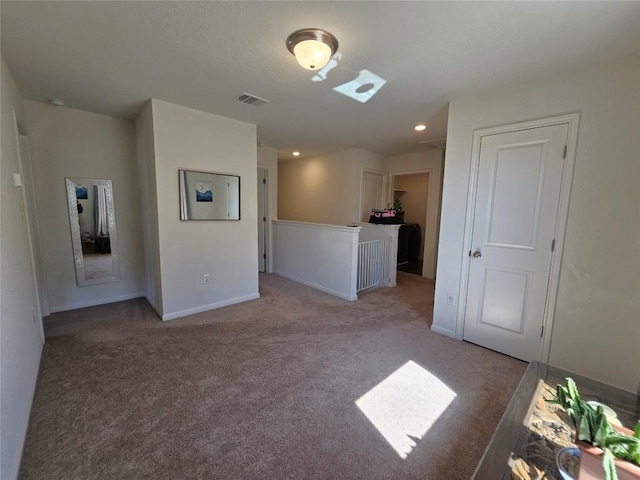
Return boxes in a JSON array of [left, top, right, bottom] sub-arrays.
[[2, 2, 639, 161]]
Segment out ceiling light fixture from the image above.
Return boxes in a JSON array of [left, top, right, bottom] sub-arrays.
[[286, 28, 339, 71], [48, 97, 66, 107], [292, 151, 300, 157], [414, 124, 427, 132]]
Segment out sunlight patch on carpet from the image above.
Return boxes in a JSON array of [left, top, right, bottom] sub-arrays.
[[355, 360, 456, 459]]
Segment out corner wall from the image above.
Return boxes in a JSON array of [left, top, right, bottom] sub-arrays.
[[0, 57, 43, 480], [433, 54, 640, 392], [23, 101, 145, 312], [150, 100, 259, 319], [135, 101, 163, 315], [278, 148, 387, 225]]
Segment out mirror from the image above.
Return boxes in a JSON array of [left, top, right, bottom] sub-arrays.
[[65, 178, 120, 286], [179, 169, 240, 221]]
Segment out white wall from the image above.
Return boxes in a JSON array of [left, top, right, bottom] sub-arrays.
[[258, 146, 278, 273], [273, 220, 361, 301], [278, 148, 387, 225], [388, 150, 444, 279], [0, 57, 43, 480], [135, 101, 163, 315], [23, 101, 145, 312], [433, 54, 640, 392], [149, 99, 259, 320]]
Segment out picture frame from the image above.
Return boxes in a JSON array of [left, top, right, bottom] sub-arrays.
[[178, 169, 240, 221]]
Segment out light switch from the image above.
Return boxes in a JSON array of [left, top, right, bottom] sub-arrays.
[[13, 173, 23, 187]]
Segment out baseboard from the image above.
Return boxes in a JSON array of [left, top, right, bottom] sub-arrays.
[[49, 292, 145, 313], [430, 324, 458, 339], [9, 341, 43, 480], [274, 271, 357, 301], [161, 293, 261, 321]]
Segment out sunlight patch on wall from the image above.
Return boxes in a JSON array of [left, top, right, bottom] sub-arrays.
[[355, 360, 456, 459]]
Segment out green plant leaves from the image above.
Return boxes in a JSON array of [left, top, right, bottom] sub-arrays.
[[552, 377, 640, 476], [603, 448, 618, 480]]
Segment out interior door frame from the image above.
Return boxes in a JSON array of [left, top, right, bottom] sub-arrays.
[[257, 166, 269, 273], [12, 111, 47, 339], [389, 169, 437, 279], [455, 113, 580, 363]]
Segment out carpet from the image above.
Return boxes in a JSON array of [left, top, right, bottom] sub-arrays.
[[20, 272, 526, 479]]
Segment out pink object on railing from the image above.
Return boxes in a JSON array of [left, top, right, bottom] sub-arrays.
[[371, 209, 396, 218]]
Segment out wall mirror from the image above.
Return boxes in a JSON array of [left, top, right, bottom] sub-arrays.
[[65, 178, 120, 286], [179, 169, 240, 220]]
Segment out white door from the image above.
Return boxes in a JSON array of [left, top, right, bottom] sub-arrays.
[[361, 171, 385, 222], [257, 168, 267, 272], [463, 123, 568, 361]]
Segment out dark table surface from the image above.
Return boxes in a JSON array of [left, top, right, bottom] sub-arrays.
[[472, 361, 639, 480]]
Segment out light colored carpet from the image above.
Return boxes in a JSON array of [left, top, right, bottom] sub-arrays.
[[82, 253, 113, 280], [21, 273, 526, 479]]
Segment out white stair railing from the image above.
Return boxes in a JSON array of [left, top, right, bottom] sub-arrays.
[[357, 238, 390, 292]]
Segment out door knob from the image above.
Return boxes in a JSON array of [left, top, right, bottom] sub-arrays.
[[472, 250, 482, 258]]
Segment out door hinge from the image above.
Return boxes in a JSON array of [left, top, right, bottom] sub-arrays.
[[562, 145, 567, 159], [262, 217, 266, 222], [262, 178, 266, 184], [551, 239, 555, 252], [540, 325, 545, 337], [263, 253, 267, 259]]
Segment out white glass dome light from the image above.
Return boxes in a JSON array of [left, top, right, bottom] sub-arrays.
[[287, 29, 339, 71]]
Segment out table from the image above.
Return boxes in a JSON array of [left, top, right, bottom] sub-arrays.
[[472, 361, 639, 480]]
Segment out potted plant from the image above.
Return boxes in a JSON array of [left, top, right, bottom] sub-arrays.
[[551, 378, 640, 480], [393, 200, 404, 223]]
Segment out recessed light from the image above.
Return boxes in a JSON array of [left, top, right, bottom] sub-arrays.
[[48, 97, 66, 107], [292, 151, 300, 157], [414, 124, 427, 132]]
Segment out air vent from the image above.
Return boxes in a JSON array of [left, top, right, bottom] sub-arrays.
[[235, 92, 270, 106]]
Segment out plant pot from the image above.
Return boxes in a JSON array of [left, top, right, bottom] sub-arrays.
[[576, 426, 640, 480]]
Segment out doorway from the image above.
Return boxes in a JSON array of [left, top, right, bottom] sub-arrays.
[[257, 167, 268, 273], [393, 173, 429, 276], [460, 115, 578, 362], [389, 167, 442, 280]]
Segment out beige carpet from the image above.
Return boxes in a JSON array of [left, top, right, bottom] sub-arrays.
[[21, 273, 526, 479]]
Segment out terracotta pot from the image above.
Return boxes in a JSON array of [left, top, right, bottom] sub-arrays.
[[576, 426, 640, 480]]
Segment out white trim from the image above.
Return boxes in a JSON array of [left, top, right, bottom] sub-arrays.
[[456, 114, 580, 364], [161, 293, 261, 321], [272, 219, 362, 233], [274, 271, 358, 301], [49, 292, 145, 313], [430, 324, 457, 339]]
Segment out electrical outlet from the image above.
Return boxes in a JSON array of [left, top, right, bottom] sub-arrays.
[[203, 274, 210, 284], [446, 294, 456, 306]]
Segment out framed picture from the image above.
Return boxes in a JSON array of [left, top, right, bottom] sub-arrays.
[[178, 169, 240, 221], [75, 184, 88, 199], [195, 181, 213, 202]]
